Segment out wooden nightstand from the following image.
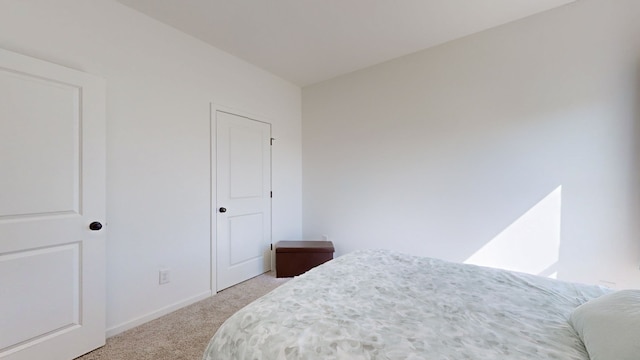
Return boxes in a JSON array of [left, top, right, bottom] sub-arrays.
[[275, 241, 335, 278]]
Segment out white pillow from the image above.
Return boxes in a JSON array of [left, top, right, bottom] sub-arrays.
[[569, 290, 640, 360]]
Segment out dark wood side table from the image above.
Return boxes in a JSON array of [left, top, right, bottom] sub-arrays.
[[275, 241, 335, 278]]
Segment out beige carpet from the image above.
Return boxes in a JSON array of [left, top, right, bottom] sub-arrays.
[[76, 272, 288, 360]]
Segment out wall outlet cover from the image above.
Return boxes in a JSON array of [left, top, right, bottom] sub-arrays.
[[159, 269, 171, 285]]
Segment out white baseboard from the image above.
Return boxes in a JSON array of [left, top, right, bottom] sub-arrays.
[[106, 290, 213, 337]]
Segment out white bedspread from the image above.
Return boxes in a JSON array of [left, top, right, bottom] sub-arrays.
[[203, 250, 608, 359]]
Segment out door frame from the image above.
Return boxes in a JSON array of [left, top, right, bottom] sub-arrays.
[[209, 102, 273, 293]]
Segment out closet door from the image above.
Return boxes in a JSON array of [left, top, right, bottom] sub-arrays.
[[0, 48, 106, 360], [215, 110, 271, 291]]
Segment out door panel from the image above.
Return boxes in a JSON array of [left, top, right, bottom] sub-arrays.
[[0, 70, 80, 217], [0, 244, 80, 350], [229, 213, 264, 265], [229, 126, 264, 198], [215, 110, 271, 291], [0, 48, 105, 360]]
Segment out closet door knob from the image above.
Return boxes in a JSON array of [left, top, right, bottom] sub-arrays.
[[89, 222, 103, 231], [219, 207, 227, 213]]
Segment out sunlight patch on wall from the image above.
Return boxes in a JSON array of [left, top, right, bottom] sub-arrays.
[[464, 186, 562, 277]]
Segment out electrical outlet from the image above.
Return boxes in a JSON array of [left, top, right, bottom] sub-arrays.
[[159, 269, 171, 285]]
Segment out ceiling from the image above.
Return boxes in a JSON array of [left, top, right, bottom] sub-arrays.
[[117, 0, 576, 87]]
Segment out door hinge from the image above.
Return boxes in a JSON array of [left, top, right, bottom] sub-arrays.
[[270, 137, 275, 145], [270, 191, 273, 198], [270, 243, 273, 250]]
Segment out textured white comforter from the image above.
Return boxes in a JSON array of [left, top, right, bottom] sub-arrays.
[[203, 250, 608, 359]]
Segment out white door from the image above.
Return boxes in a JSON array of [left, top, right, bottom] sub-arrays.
[[215, 110, 271, 291], [0, 49, 106, 360]]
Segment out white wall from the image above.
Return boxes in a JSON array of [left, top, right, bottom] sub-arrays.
[[303, 0, 640, 289], [0, 0, 302, 335]]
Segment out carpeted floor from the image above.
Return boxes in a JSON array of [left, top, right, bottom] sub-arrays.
[[76, 272, 288, 360]]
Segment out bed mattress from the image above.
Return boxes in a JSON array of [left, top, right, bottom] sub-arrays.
[[203, 249, 608, 359]]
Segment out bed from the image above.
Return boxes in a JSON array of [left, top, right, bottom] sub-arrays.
[[203, 249, 637, 359]]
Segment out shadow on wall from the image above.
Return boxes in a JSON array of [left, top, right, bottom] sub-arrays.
[[464, 186, 561, 278]]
